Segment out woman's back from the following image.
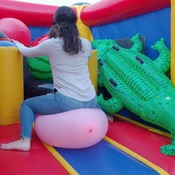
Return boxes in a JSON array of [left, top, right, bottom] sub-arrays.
[[48, 37, 96, 101]]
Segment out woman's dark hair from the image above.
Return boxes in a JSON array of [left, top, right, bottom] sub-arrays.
[[49, 6, 82, 55]]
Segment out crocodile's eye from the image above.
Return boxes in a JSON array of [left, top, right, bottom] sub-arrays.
[[98, 59, 104, 66], [109, 78, 117, 87], [112, 46, 119, 51], [136, 56, 144, 64]]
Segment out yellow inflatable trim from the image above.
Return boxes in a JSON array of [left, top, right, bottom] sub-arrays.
[[43, 143, 79, 175], [0, 47, 23, 125], [104, 136, 169, 175]]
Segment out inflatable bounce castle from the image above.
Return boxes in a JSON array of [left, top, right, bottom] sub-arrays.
[[0, 0, 175, 175]]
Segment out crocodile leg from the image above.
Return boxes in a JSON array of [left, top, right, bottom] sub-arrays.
[[130, 33, 143, 52], [160, 136, 175, 156], [152, 38, 171, 73], [98, 93, 123, 114]]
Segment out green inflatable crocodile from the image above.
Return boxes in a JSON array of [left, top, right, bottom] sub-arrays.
[[92, 33, 175, 156]]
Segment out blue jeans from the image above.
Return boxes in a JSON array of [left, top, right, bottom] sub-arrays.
[[20, 92, 101, 138]]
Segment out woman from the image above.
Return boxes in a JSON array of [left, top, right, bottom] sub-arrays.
[[0, 6, 100, 151]]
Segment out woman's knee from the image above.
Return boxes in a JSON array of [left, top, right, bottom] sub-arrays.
[[22, 98, 34, 108], [20, 99, 33, 113], [20, 101, 28, 112]]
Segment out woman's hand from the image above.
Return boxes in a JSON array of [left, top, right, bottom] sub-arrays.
[[11, 39, 19, 45]]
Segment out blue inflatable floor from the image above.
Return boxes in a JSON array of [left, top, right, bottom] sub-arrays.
[[55, 140, 160, 175]]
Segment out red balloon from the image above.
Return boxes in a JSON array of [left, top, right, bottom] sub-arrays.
[[0, 18, 31, 46], [31, 34, 49, 46]]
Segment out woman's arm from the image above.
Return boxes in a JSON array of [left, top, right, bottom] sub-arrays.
[[12, 39, 52, 58]]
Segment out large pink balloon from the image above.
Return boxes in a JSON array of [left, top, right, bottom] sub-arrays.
[[0, 18, 31, 46], [34, 108, 108, 148]]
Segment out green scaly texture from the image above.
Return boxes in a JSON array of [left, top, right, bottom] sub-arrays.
[[92, 33, 175, 156]]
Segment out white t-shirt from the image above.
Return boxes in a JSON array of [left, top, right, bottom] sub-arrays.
[[15, 37, 96, 101]]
